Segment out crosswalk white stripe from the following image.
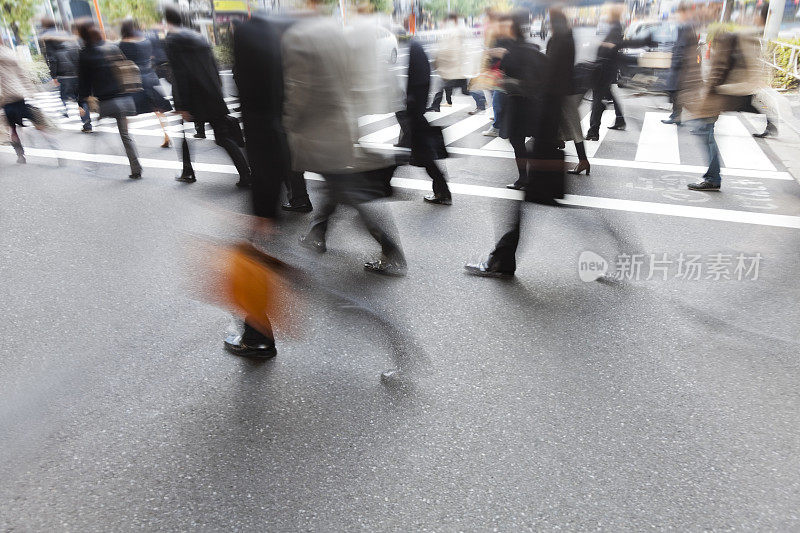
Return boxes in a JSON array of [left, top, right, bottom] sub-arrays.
[[360, 142, 793, 180], [358, 113, 396, 127], [635, 112, 680, 164], [442, 113, 491, 144], [481, 136, 512, 151], [714, 114, 776, 171], [582, 109, 617, 159], [357, 104, 468, 143], [5, 145, 797, 229]]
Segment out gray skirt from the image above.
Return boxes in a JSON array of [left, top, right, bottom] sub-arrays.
[[559, 93, 584, 143]]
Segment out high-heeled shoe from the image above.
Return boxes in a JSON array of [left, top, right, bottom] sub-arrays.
[[567, 160, 590, 175], [161, 136, 172, 148]]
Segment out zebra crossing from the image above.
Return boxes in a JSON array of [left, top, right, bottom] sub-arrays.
[[23, 88, 784, 178]]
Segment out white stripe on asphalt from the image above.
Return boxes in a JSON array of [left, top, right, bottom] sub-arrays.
[[358, 113, 396, 127], [581, 109, 616, 159], [358, 104, 468, 143], [636, 112, 680, 164], [360, 142, 793, 180], [715, 114, 776, 171], [3, 145, 798, 230], [442, 113, 491, 144]]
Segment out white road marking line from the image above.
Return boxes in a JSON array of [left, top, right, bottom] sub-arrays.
[[360, 142, 793, 180], [358, 113, 396, 127], [481, 136, 513, 151], [715, 114, 776, 171], [582, 109, 616, 158], [636, 112, 680, 164], [358, 104, 467, 143], [442, 113, 491, 144], [4, 146, 797, 229]]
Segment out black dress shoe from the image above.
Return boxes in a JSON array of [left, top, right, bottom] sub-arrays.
[[753, 124, 777, 138], [506, 183, 525, 190], [299, 234, 326, 253], [364, 258, 407, 277], [193, 132, 206, 139], [175, 173, 196, 183], [128, 173, 142, 179], [687, 179, 721, 191], [585, 131, 599, 141], [224, 334, 277, 359], [661, 117, 681, 125], [607, 121, 626, 131], [464, 262, 514, 278], [423, 194, 452, 205], [281, 202, 313, 213]]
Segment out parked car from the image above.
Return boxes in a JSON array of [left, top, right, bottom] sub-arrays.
[[617, 20, 680, 89], [376, 26, 399, 64]]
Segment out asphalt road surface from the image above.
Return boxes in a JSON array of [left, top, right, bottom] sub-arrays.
[[2, 30, 799, 531]]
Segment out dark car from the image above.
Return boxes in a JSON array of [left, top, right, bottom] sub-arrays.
[[617, 20, 680, 90]]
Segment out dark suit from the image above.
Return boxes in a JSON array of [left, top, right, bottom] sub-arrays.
[[587, 22, 651, 135], [165, 26, 249, 181], [665, 23, 698, 120]]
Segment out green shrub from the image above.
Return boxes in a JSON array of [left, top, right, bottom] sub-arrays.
[[768, 38, 800, 89]]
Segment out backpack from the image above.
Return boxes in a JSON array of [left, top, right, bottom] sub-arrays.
[[103, 44, 142, 94]]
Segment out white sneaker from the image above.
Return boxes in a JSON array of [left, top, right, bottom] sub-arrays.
[[482, 127, 499, 137]]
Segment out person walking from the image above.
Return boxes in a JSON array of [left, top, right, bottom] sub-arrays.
[[661, 4, 698, 126], [286, 16, 406, 276], [404, 39, 452, 205], [501, 15, 546, 191], [0, 45, 61, 165], [75, 21, 143, 179], [426, 13, 467, 112], [685, 4, 771, 191], [118, 19, 173, 148], [163, 6, 250, 186], [464, 8, 570, 277], [39, 18, 92, 132], [585, 5, 653, 141]]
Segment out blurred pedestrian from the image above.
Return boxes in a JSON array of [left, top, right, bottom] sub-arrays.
[[405, 39, 452, 205], [285, 16, 406, 276], [661, 3, 698, 126], [75, 20, 142, 179], [39, 18, 92, 132], [119, 19, 173, 148], [427, 13, 467, 112], [465, 8, 569, 277], [163, 6, 250, 186], [685, 3, 772, 191], [585, 4, 653, 141], [501, 12, 546, 191], [478, 12, 514, 137], [0, 45, 61, 164]]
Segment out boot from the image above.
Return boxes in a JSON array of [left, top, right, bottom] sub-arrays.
[[608, 118, 626, 131]]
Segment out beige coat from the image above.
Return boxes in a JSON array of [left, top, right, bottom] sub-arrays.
[[684, 28, 765, 120], [0, 46, 34, 106], [433, 27, 466, 81]]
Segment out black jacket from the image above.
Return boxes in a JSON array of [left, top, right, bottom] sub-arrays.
[[406, 40, 430, 118], [233, 15, 293, 219], [40, 30, 79, 79], [77, 42, 124, 103], [164, 27, 228, 120], [595, 22, 652, 87], [500, 39, 547, 139]]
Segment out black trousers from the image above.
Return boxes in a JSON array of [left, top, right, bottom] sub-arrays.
[[588, 84, 623, 134], [429, 79, 468, 110], [285, 170, 311, 206], [667, 90, 682, 120], [181, 117, 249, 180], [307, 173, 405, 264]]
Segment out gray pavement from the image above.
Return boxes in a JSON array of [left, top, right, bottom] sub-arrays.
[[2, 34, 800, 532]]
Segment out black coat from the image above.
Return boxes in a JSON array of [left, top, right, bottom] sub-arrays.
[[595, 22, 653, 87], [77, 42, 124, 103], [233, 15, 293, 219], [404, 40, 447, 164], [500, 39, 547, 139], [164, 27, 228, 121], [539, 29, 574, 141]]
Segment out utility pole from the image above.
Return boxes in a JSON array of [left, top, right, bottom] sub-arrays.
[[763, 0, 785, 41], [55, 0, 71, 29]]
